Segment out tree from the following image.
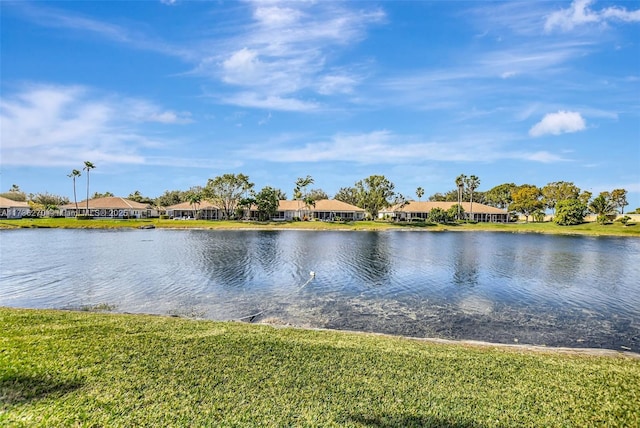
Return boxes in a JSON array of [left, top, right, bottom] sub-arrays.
[[307, 188, 328, 202], [1, 185, 27, 202], [589, 192, 616, 224], [68, 169, 81, 212], [293, 176, 315, 220], [155, 190, 186, 208], [428, 190, 458, 202], [578, 190, 592, 206], [30, 192, 70, 207], [542, 181, 580, 215], [484, 183, 516, 209], [186, 191, 202, 219], [416, 187, 424, 201], [447, 204, 464, 221], [204, 173, 254, 219], [83, 161, 96, 214], [464, 175, 480, 221], [128, 190, 155, 205], [428, 207, 449, 224], [554, 199, 588, 226], [354, 175, 396, 219], [611, 189, 628, 214], [334, 187, 359, 206], [92, 191, 114, 199], [509, 185, 543, 222], [455, 174, 466, 220], [254, 186, 280, 221]]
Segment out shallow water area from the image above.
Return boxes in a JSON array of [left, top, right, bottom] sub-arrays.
[[1, 229, 638, 352]]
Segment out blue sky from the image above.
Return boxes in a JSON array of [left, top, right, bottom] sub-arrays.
[[1, 0, 639, 207]]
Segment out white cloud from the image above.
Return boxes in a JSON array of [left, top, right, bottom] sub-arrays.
[[241, 130, 568, 164], [0, 84, 191, 166], [222, 92, 319, 112], [545, 0, 640, 32], [529, 111, 587, 137]]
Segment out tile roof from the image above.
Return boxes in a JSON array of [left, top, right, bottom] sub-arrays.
[[61, 197, 151, 210], [278, 199, 364, 212], [0, 196, 30, 208], [386, 201, 507, 214]]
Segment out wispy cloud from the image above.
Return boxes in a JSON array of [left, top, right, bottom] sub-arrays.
[[197, 0, 385, 110], [240, 130, 569, 164], [529, 111, 587, 137], [6, 1, 193, 60], [545, 0, 640, 33], [0, 84, 192, 166]]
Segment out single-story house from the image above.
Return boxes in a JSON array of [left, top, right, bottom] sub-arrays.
[[0, 196, 31, 219], [61, 197, 156, 219], [380, 201, 509, 223], [261, 199, 366, 221], [165, 200, 221, 220]]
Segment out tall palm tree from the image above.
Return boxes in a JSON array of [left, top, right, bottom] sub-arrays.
[[186, 192, 202, 219], [67, 169, 81, 214], [83, 161, 96, 215], [294, 175, 314, 220], [416, 187, 424, 202], [455, 174, 466, 220], [465, 175, 480, 222]]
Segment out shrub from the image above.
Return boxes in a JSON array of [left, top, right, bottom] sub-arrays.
[[554, 199, 587, 226], [76, 215, 94, 220]]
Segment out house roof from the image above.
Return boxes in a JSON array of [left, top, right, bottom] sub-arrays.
[[385, 201, 507, 215], [0, 196, 30, 208], [278, 199, 364, 212], [61, 197, 151, 210], [166, 200, 220, 210]]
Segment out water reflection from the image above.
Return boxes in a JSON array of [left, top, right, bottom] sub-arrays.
[[1, 229, 638, 352]]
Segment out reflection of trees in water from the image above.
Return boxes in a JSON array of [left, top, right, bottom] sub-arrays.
[[352, 233, 393, 289], [452, 237, 479, 287]]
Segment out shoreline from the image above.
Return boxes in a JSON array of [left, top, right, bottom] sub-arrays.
[[1, 217, 639, 238], [13, 306, 640, 359]]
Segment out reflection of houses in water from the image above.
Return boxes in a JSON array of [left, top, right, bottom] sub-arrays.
[[61, 197, 156, 219], [0, 196, 31, 219], [380, 201, 509, 223]]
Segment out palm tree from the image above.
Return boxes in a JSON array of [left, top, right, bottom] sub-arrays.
[[186, 192, 202, 219], [83, 161, 96, 215], [67, 169, 81, 214], [416, 187, 424, 202], [464, 175, 480, 222], [455, 174, 466, 220], [294, 175, 314, 220]]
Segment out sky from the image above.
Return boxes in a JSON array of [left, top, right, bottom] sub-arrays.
[[1, 0, 639, 207]]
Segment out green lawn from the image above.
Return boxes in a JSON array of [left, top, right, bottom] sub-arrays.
[[1, 308, 638, 427], [1, 217, 638, 237]]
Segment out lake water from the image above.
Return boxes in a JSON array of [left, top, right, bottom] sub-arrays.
[[1, 229, 639, 352]]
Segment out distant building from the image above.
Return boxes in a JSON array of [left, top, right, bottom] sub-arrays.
[[256, 199, 366, 221], [60, 197, 156, 219], [380, 201, 509, 223], [0, 196, 30, 219], [165, 200, 221, 220]]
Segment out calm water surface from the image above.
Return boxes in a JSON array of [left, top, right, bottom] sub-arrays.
[[1, 229, 639, 352]]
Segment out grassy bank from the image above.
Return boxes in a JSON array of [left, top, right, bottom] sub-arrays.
[[1, 308, 638, 427], [1, 217, 638, 237]]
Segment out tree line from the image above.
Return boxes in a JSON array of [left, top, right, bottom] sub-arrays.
[[1, 169, 635, 224]]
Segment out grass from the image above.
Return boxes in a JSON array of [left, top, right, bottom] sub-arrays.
[[1, 217, 638, 237], [1, 308, 639, 427]]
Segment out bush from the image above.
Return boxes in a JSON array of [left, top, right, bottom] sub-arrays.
[[554, 199, 587, 226], [76, 215, 94, 220], [159, 215, 169, 219]]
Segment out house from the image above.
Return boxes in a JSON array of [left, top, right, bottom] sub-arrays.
[[61, 197, 156, 219], [0, 196, 31, 219], [165, 200, 221, 220], [262, 199, 366, 221], [380, 201, 509, 223]]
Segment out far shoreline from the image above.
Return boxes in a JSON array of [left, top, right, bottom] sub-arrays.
[[1, 217, 639, 238]]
